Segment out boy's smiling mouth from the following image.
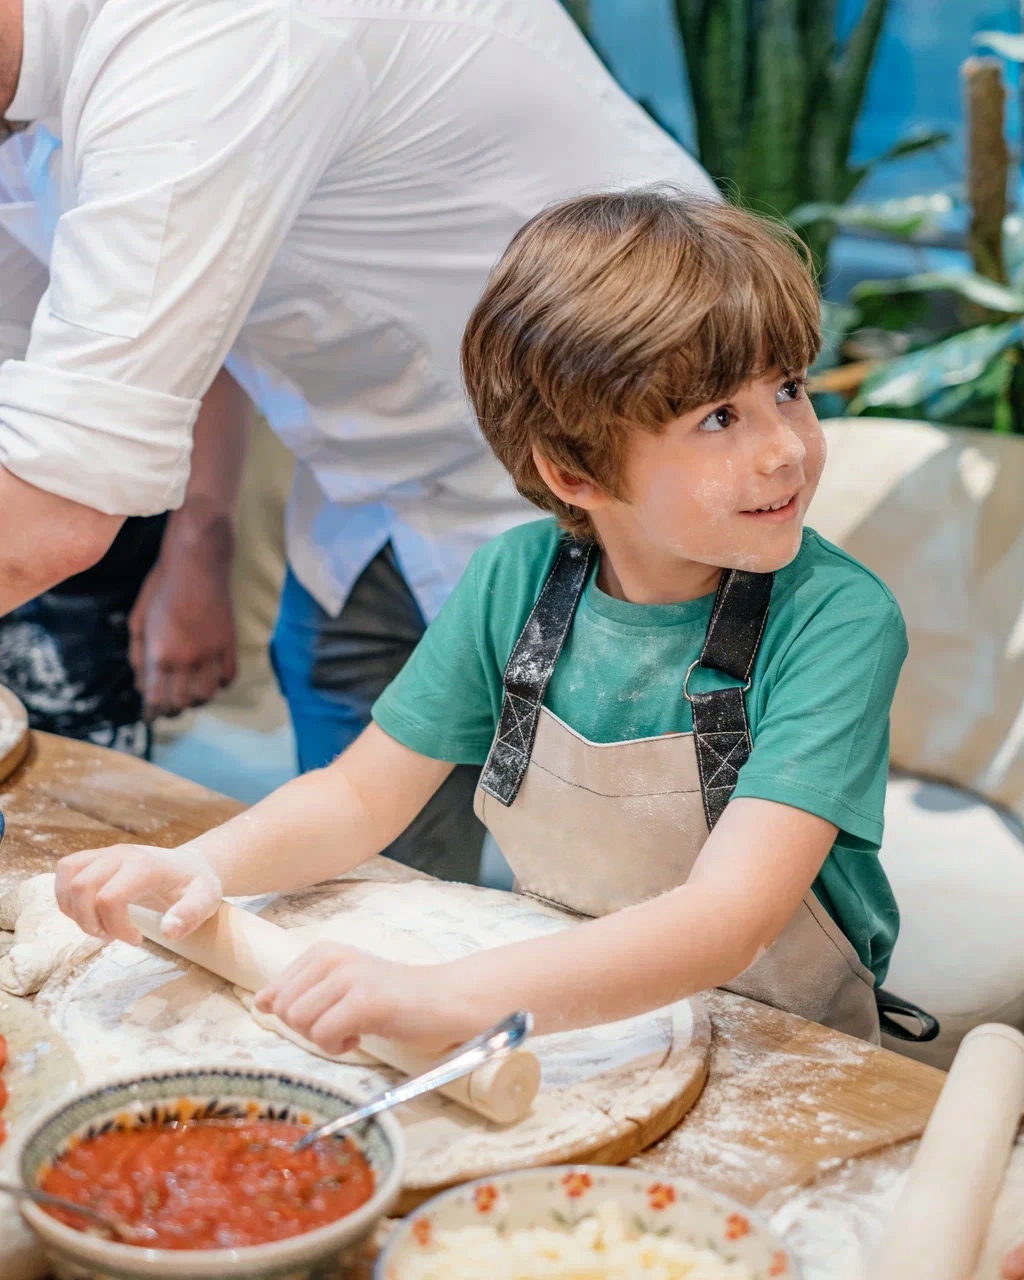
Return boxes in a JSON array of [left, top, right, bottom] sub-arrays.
[[740, 491, 800, 522]]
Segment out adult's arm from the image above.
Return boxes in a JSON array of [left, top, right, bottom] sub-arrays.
[[0, 1, 367, 598], [129, 367, 254, 717], [0, 136, 123, 609], [0, 467, 122, 612]]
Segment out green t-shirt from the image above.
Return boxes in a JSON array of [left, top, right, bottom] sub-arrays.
[[373, 519, 908, 985]]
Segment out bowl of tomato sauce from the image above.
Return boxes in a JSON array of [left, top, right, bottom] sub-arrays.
[[12, 1064, 404, 1279]]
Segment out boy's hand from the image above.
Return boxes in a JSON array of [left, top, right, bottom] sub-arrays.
[[55, 845, 223, 945], [254, 941, 481, 1058]]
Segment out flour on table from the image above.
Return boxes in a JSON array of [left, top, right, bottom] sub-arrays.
[[35, 877, 708, 1193], [770, 1138, 1024, 1280]]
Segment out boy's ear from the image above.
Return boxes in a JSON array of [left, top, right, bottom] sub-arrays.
[[532, 446, 608, 512]]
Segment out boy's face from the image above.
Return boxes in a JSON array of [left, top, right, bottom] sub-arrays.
[[609, 370, 824, 577]]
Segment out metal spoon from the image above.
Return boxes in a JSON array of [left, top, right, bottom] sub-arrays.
[[295, 1009, 533, 1151], [0, 1178, 155, 1245]]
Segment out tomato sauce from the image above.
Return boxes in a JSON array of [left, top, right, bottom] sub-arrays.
[[40, 1119, 375, 1250]]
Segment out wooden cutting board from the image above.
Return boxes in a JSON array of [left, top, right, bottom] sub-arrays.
[[35, 876, 712, 1212], [631, 990, 947, 1209], [0, 686, 29, 789]]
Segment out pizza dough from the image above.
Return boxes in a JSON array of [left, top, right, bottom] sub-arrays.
[[35, 877, 710, 1200], [0, 875, 101, 997]]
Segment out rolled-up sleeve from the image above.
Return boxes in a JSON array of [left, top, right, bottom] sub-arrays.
[[0, 1, 367, 515]]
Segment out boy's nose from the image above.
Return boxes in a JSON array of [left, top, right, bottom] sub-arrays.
[[757, 413, 806, 473]]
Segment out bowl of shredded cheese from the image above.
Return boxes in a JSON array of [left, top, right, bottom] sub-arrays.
[[376, 1165, 799, 1279]]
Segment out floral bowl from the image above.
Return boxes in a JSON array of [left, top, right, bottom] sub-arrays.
[[13, 1064, 405, 1280], [376, 1165, 800, 1279]]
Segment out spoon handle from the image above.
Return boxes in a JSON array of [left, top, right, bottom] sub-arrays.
[[0, 1177, 122, 1234], [296, 1010, 532, 1149]]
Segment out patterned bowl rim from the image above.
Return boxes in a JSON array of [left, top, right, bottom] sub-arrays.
[[375, 1164, 802, 1280], [12, 1062, 406, 1274]]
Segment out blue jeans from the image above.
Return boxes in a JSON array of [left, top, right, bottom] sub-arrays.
[[270, 548, 484, 882]]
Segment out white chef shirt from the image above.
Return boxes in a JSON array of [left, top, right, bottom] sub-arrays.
[[0, 0, 717, 619]]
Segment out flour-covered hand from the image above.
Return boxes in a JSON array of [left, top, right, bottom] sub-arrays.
[[54, 845, 223, 945], [254, 941, 483, 1058]]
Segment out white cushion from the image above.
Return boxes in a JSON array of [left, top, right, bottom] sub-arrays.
[[880, 774, 1024, 1069]]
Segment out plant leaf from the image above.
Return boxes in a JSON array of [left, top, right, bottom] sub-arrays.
[[927, 347, 1014, 424], [852, 271, 1024, 315], [973, 30, 1024, 62], [789, 192, 953, 239], [694, 0, 751, 182], [865, 127, 952, 166], [673, 0, 708, 55], [849, 320, 1024, 416], [739, 0, 805, 213]]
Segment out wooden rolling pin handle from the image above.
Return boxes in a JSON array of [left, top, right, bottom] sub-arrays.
[[127, 902, 541, 1126], [873, 1023, 1024, 1280]]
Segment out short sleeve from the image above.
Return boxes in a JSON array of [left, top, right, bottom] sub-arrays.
[[372, 551, 502, 764], [732, 600, 908, 843]]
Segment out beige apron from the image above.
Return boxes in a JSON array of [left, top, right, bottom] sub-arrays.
[[473, 539, 881, 1044]]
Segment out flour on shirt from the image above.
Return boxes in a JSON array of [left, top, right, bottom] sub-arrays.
[[0, 621, 88, 719]]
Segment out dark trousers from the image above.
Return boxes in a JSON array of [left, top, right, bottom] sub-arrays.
[[0, 516, 168, 758], [270, 544, 485, 883]]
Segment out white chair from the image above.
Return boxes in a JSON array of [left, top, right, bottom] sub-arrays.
[[811, 421, 1024, 1068]]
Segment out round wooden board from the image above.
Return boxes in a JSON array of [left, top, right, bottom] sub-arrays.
[[0, 993, 81, 1280], [35, 877, 711, 1212], [0, 684, 29, 789]]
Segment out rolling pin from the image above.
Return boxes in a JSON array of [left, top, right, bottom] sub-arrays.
[[872, 1023, 1024, 1280], [127, 901, 541, 1126]]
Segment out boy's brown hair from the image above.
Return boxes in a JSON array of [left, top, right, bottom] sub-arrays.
[[461, 188, 821, 538]]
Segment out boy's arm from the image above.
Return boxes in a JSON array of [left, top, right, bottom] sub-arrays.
[[193, 725, 454, 895], [444, 796, 837, 1033], [257, 795, 837, 1056], [55, 725, 454, 942]]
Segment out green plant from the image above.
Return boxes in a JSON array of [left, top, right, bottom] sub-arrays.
[[563, 2, 946, 271], [811, 45, 1024, 432]]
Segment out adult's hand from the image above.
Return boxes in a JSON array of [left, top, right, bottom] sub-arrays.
[[129, 520, 237, 719], [128, 365, 252, 718]]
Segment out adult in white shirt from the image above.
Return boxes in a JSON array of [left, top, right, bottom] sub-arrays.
[[0, 0, 717, 880]]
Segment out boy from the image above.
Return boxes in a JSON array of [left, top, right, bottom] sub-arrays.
[[55, 190, 908, 1054]]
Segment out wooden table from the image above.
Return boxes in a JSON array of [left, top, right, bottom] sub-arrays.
[[1, 733, 947, 1223]]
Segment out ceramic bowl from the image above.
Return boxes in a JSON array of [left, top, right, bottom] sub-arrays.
[[376, 1165, 800, 1279], [14, 1064, 404, 1280]]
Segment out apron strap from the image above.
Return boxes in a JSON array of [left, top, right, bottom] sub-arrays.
[[686, 569, 774, 830], [480, 538, 596, 806]]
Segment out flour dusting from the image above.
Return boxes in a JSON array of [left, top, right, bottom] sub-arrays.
[[0, 623, 86, 719]]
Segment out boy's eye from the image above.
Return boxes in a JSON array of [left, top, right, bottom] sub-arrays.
[[697, 406, 735, 432], [777, 378, 805, 403]]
